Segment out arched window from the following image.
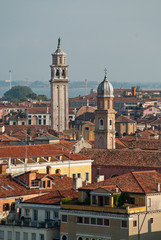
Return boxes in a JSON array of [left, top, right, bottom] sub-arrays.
[[62, 69, 65, 77], [99, 119, 104, 130], [56, 69, 60, 77], [78, 237, 83, 240], [115, 132, 119, 138], [62, 236, 67, 240]]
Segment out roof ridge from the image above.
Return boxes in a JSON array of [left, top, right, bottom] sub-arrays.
[[131, 172, 146, 194]]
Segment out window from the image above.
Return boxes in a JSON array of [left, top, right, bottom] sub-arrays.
[[40, 234, 44, 240], [43, 119, 46, 125], [45, 210, 50, 220], [150, 218, 153, 224], [110, 120, 112, 125], [84, 217, 89, 224], [121, 220, 128, 228], [91, 217, 96, 225], [130, 197, 135, 204], [92, 195, 96, 205], [23, 232, 28, 240], [15, 232, 20, 240], [25, 209, 30, 216], [104, 219, 109, 226], [3, 203, 10, 211], [54, 211, 59, 219], [33, 210, 38, 221], [8, 231, 12, 240], [22, 122, 25, 125], [56, 69, 60, 77], [99, 119, 104, 130], [78, 238, 83, 240], [47, 180, 51, 188], [39, 119, 41, 125], [105, 196, 110, 205], [133, 220, 137, 227], [77, 173, 81, 178], [77, 217, 83, 223], [11, 203, 15, 211], [40, 181, 45, 188], [28, 120, 31, 125], [62, 236, 67, 240], [97, 218, 103, 225], [62, 215, 67, 222], [13, 122, 16, 125], [85, 172, 89, 181], [31, 233, 36, 240]]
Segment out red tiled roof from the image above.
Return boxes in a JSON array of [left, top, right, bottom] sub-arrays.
[[24, 189, 78, 204], [80, 170, 161, 194], [27, 107, 50, 114], [0, 175, 41, 198], [0, 144, 90, 160], [80, 148, 161, 168], [0, 134, 20, 142]]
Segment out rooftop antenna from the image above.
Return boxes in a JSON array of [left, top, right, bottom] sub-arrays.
[[9, 70, 12, 89], [5, 70, 12, 90], [85, 79, 87, 96]]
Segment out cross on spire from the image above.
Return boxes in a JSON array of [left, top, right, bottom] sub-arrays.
[[104, 68, 107, 77]]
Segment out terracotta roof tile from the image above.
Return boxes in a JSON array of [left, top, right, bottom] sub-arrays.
[[80, 170, 161, 194]]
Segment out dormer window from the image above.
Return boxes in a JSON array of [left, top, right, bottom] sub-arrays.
[[99, 119, 104, 130]]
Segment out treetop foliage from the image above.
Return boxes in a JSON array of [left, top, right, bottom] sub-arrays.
[[3, 86, 48, 102]]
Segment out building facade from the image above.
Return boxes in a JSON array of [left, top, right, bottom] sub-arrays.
[[50, 38, 69, 132]]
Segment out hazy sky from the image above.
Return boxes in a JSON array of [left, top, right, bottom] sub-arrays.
[[0, 0, 161, 85]]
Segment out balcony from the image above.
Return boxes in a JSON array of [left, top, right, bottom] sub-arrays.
[[61, 203, 146, 214], [0, 218, 60, 228]]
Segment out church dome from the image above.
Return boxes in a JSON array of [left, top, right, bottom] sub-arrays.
[[97, 74, 114, 98]]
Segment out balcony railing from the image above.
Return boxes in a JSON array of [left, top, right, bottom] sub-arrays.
[[0, 218, 60, 228], [61, 204, 146, 214]]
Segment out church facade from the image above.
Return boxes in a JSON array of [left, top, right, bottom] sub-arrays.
[[50, 39, 69, 132]]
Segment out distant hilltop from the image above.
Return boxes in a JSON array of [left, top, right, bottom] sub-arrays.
[[1, 80, 161, 91]]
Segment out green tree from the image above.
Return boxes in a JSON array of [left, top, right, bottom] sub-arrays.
[[4, 86, 34, 101]]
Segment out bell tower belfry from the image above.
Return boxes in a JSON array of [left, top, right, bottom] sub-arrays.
[[95, 70, 115, 149], [50, 38, 69, 132]]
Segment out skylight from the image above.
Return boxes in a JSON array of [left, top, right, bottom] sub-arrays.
[[1, 186, 8, 190], [7, 185, 14, 190]]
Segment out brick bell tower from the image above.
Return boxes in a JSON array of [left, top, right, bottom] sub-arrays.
[[50, 38, 69, 132], [95, 70, 115, 149]]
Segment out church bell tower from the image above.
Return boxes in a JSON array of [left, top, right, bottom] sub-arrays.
[[95, 70, 115, 149], [50, 38, 69, 132]]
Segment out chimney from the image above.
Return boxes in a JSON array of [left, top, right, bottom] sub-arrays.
[[115, 187, 119, 193], [73, 177, 82, 190], [46, 166, 51, 175], [157, 183, 160, 192], [0, 164, 7, 174]]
